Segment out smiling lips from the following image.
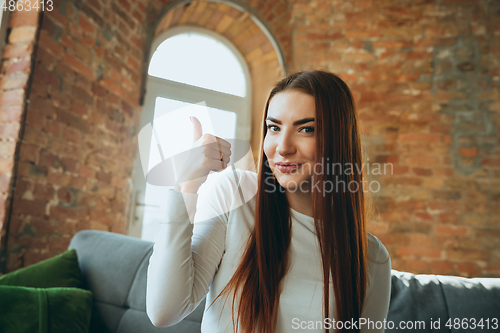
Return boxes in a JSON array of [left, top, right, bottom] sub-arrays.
[[275, 162, 304, 173]]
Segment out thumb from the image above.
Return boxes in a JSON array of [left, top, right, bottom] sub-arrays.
[[190, 116, 203, 143]]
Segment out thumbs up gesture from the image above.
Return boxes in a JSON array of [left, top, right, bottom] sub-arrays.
[[173, 116, 232, 193]]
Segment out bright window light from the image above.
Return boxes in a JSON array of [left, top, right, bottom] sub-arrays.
[[149, 33, 246, 97], [141, 97, 237, 242]]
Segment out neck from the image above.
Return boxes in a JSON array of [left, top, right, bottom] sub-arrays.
[[286, 189, 313, 217]]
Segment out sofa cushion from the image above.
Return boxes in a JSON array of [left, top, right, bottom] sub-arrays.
[[437, 275, 500, 321], [0, 249, 83, 289], [0, 248, 110, 333], [388, 270, 448, 332], [69, 229, 205, 333], [388, 270, 500, 332], [0, 286, 92, 333]]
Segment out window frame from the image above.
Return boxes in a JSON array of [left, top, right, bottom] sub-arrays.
[[144, 26, 252, 142], [128, 26, 252, 238]]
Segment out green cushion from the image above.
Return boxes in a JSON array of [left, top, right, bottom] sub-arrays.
[[0, 249, 111, 333], [0, 249, 83, 289], [0, 286, 92, 333]]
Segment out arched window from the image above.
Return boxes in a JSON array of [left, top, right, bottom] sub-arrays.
[[129, 26, 253, 241]]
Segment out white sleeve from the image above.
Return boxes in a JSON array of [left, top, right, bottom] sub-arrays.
[[146, 171, 236, 327], [360, 237, 392, 333]]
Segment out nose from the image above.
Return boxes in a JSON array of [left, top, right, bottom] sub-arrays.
[[276, 131, 296, 156]]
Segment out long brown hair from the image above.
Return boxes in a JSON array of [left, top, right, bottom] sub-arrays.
[[211, 70, 369, 333]]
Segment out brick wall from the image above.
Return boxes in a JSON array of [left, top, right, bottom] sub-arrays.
[[0, 5, 41, 272], [290, 0, 499, 277], [1, 0, 499, 277], [1, 0, 146, 272]]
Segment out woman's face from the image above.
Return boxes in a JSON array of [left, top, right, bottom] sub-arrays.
[[263, 90, 317, 193]]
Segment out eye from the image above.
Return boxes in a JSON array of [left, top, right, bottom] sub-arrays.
[[300, 126, 315, 133], [267, 125, 279, 132]]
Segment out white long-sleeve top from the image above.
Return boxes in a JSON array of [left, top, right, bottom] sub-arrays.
[[146, 168, 391, 332]]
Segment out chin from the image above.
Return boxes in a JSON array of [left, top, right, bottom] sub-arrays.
[[276, 175, 311, 192]]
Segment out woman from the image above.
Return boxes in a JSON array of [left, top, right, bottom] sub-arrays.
[[146, 70, 391, 333]]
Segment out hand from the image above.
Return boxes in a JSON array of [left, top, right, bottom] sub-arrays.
[[173, 116, 231, 193]]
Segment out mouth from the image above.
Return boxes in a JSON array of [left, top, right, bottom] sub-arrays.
[[275, 162, 304, 173]]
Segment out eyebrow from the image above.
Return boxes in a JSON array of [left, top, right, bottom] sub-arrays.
[[265, 117, 315, 126]]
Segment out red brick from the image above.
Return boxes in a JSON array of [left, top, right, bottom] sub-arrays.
[[2, 43, 34, 58], [428, 201, 461, 211], [481, 158, 500, 167], [458, 146, 478, 157], [410, 234, 432, 246], [435, 225, 468, 236], [392, 166, 409, 175], [0, 89, 24, 107], [446, 250, 489, 261], [61, 126, 82, 144], [102, 78, 126, 98], [413, 168, 432, 176], [23, 252, 53, 267], [70, 100, 89, 117], [61, 35, 73, 49], [406, 155, 439, 166], [433, 190, 461, 200], [89, 209, 118, 226], [456, 263, 480, 277], [54, 220, 77, 235], [438, 212, 459, 224], [406, 260, 429, 272], [396, 246, 442, 258], [61, 157, 79, 173], [25, 110, 44, 128], [30, 217, 54, 235], [68, 176, 86, 189], [39, 150, 60, 169], [0, 175, 11, 192], [38, 32, 64, 58], [43, 120, 61, 137], [79, 16, 95, 34], [48, 9, 69, 27], [19, 143, 39, 163], [49, 237, 71, 252], [47, 170, 70, 187], [23, 128, 48, 147], [400, 133, 441, 143], [374, 155, 398, 164], [388, 177, 422, 186], [34, 183, 55, 201], [57, 110, 90, 133], [91, 82, 107, 97], [430, 261, 454, 273], [95, 171, 111, 183], [0, 122, 21, 138], [0, 74, 30, 90], [0, 141, 17, 156], [9, 27, 37, 43], [125, 56, 140, 71], [50, 206, 88, 220], [63, 53, 96, 80], [57, 188, 72, 203], [3, 58, 31, 74], [78, 165, 95, 178], [12, 198, 47, 216], [414, 212, 434, 221], [8, 10, 40, 27]]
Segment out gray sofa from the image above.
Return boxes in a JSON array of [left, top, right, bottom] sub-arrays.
[[69, 230, 500, 333]]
